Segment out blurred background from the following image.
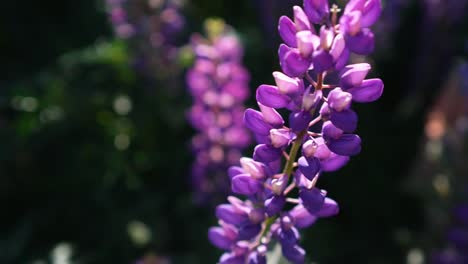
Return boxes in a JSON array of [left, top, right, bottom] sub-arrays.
[[1, 0, 467, 263]]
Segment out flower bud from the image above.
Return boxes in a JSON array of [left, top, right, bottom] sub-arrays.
[[253, 144, 282, 163], [299, 187, 325, 214], [320, 26, 334, 50], [282, 244, 305, 264], [296, 30, 316, 58], [270, 128, 294, 148], [209, 227, 236, 250], [238, 224, 262, 240], [256, 84, 291, 108], [293, 6, 311, 31], [347, 78, 384, 102], [304, 0, 329, 24], [302, 139, 317, 158], [289, 111, 312, 132], [298, 156, 321, 180], [326, 134, 362, 156], [258, 103, 284, 127], [340, 11, 362, 36], [280, 49, 311, 77], [273, 71, 303, 95], [244, 109, 272, 135], [265, 195, 286, 216], [302, 88, 322, 111], [271, 174, 288, 195], [320, 153, 350, 172], [289, 204, 318, 228], [240, 157, 266, 179], [345, 28, 375, 55], [314, 137, 332, 160], [278, 16, 298, 47], [216, 204, 249, 225], [328, 88, 352, 112], [219, 253, 244, 264], [340, 63, 371, 89], [322, 121, 344, 140], [330, 33, 346, 61], [312, 49, 333, 73], [316, 197, 339, 217], [330, 108, 358, 132], [231, 174, 263, 195], [228, 166, 244, 179]]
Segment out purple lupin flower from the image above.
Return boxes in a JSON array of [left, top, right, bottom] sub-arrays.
[[187, 20, 252, 204], [105, 0, 185, 76], [209, 1, 384, 263]]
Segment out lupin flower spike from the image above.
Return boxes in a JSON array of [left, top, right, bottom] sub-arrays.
[[187, 19, 252, 204], [209, 0, 384, 263]]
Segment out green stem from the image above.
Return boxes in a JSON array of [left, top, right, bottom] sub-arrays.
[[282, 130, 306, 176]]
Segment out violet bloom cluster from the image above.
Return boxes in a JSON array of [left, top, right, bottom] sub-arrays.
[[209, 0, 384, 263], [187, 28, 252, 204], [106, 0, 185, 74]]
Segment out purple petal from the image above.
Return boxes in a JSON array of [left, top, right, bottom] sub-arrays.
[[278, 16, 298, 47], [312, 49, 334, 73], [238, 224, 261, 240], [361, 0, 382, 28], [240, 157, 266, 179], [231, 174, 263, 195], [244, 109, 272, 135], [281, 49, 311, 77], [265, 195, 286, 216], [330, 109, 358, 132], [330, 33, 346, 61], [216, 204, 249, 226], [320, 153, 350, 171], [272, 71, 303, 95], [322, 121, 344, 140], [228, 166, 244, 179], [316, 197, 340, 217], [299, 187, 325, 214], [304, 0, 329, 24], [340, 11, 362, 36], [340, 63, 371, 89], [208, 227, 235, 250], [296, 30, 316, 58], [269, 128, 294, 148], [313, 137, 332, 160], [289, 111, 313, 132], [345, 28, 375, 55], [256, 85, 291, 108], [282, 244, 305, 264], [334, 47, 350, 71], [347, 78, 384, 102], [293, 6, 311, 31], [248, 250, 266, 264], [302, 139, 318, 158], [298, 156, 321, 180], [327, 88, 352, 112], [258, 103, 284, 127], [289, 204, 318, 228], [319, 25, 334, 50], [278, 226, 300, 247], [219, 253, 245, 264], [327, 134, 361, 156], [253, 144, 282, 163]]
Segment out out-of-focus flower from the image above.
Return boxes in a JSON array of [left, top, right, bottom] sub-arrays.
[[187, 19, 252, 204]]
